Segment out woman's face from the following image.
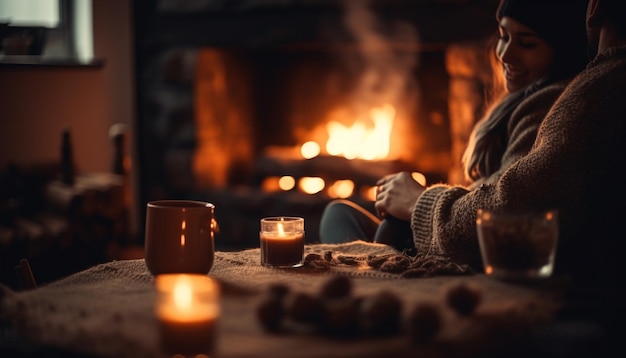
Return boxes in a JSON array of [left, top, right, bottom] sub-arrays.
[[496, 17, 556, 93]]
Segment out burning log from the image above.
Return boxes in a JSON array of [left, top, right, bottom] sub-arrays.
[[255, 152, 426, 186]]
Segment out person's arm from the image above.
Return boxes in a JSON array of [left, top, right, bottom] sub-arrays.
[[501, 81, 570, 171], [473, 80, 569, 188], [411, 80, 572, 269], [410, 62, 624, 278]]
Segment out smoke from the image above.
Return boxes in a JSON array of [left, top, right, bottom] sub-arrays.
[[341, 0, 420, 117]]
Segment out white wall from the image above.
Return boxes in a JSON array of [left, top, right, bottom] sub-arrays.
[[0, 0, 138, 233]]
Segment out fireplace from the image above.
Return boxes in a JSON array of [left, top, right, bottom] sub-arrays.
[[133, 0, 499, 249]]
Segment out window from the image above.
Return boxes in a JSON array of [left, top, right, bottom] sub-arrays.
[[0, 0, 59, 27], [0, 0, 92, 61]]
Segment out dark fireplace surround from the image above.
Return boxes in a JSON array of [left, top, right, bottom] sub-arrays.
[[133, 0, 499, 249]]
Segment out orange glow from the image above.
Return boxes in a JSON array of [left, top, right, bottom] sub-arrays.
[[299, 177, 325, 194], [174, 278, 193, 308], [261, 177, 281, 192], [261, 176, 296, 192], [279, 176, 296, 191], [325, 104, 395, 160], [362, 185, 378, 201], [155, 274, 219, 322], [327, 180, 355, 198], [300, 141, 321, 159], [411, 172, 427, 186]]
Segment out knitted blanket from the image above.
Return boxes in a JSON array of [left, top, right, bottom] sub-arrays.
[[0, 241, 564, 357]]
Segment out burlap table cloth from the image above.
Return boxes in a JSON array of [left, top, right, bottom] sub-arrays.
[[0, 241, 564, 357]]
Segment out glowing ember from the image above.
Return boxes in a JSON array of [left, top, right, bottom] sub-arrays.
[[299, 177, 325, 194], [262, 176, 296, 192], [327, 180, 355, 198], [279, 176, 296, 191], [301, 141, 321, 159]]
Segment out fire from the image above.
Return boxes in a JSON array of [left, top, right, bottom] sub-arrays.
[[261, 176, 296, 192], [301, 141, 321, 159], [322, 104, 395, 160], [278, 176, 296, 191], [327, 180, 355, 199], [299, 177, 325, 194], [287, 103, 420, 199]]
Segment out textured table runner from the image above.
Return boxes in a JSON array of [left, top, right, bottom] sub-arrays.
[[0, 241, 565, 357]]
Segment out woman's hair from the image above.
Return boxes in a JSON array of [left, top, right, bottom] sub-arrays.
[[462, 0, 589, 182]]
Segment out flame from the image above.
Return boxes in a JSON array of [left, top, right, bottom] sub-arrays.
[[299, 177, 325, 194], [173, 277, 193, 309], [324, 104, 395, 160], [261, 176, 296, 192], [279, 176, 296, 190], [277, 222, 285, 237], [328, 180, 355, 198], [291, 103, 412, 198], [301, 141, 320, 159]]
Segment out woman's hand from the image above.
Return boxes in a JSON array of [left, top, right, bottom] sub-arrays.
[[374, 172, 425, 221]]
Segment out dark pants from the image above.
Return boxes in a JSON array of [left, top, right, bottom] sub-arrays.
[[319, 199, 415, 252]]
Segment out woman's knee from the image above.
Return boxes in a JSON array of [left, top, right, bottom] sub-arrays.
[[321, 200, 357, 221], [319, 200, 379, 244]]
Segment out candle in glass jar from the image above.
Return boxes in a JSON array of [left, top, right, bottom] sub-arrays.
[[260, 217, 304, 268], [155, 274, 220, 356]]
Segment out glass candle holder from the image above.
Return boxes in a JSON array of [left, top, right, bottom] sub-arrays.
[[260, 217, 305, 268], [476, 209, 559, 281], [155, 274, 220, 356]]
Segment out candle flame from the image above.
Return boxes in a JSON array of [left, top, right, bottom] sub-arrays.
[[174, 278, 193, 309], [156, 274, 220, 322], [277, 222, 285, 236]]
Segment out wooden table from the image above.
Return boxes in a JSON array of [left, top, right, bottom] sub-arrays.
[[0, 241, 602, 357]]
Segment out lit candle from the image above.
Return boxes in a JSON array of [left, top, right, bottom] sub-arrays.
[[155, 274, 220, 356], [260, 217, 305, 268]]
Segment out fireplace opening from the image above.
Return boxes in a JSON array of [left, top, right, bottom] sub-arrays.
[[134, 1, 499, 249], [192, 44, 452, 187]]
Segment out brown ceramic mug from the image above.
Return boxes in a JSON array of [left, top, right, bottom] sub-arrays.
[[144, 200, 217, 275]]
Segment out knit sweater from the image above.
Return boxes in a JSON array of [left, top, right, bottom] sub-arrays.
[[412, 45, 626, 285], [469, 79, 572, 189]]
